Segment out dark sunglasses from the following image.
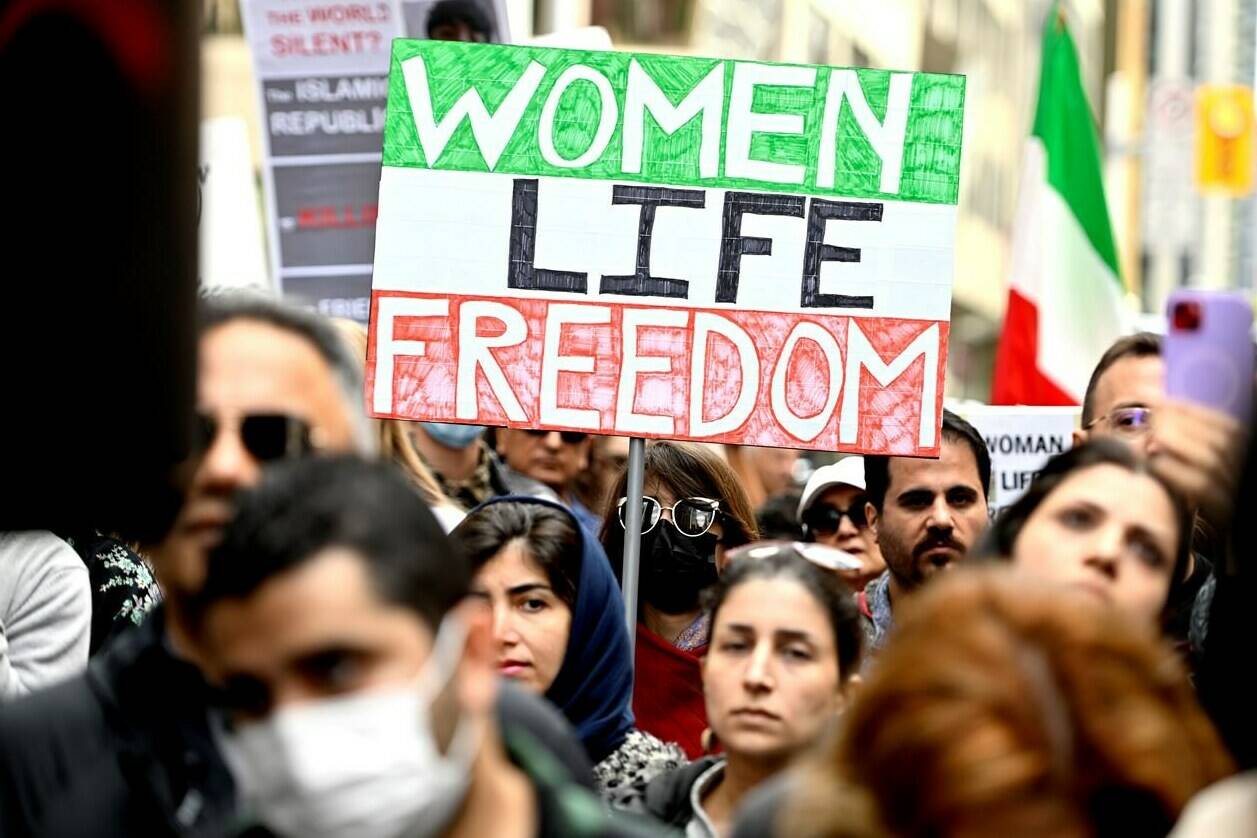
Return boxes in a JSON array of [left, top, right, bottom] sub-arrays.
[[521, 428, 589, 444], [801, 500, 868, 535], [617, 496, 721, 537], [195, 412, 315, 463]]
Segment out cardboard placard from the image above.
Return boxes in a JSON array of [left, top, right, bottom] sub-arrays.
[[952, 404, 1080, 516], [368, 41, 966, 454]]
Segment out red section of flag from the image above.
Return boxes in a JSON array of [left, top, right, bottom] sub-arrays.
[[992, 289, 1076, 406]]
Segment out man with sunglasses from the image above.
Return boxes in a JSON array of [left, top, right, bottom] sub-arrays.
[[0, 295, 378, 838], [496, 429, 601, 536], [796, 457, 885, 592], [1075, 332, 1247, 647]]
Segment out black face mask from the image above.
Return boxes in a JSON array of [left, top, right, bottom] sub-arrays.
[[639, 521, 719, 615]]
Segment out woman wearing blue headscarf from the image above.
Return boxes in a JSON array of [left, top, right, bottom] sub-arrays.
[[452, 496, 686, 796]]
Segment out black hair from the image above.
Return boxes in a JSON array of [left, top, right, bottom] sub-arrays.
[[450, 500, 581, 609], [703, 550, 862, 680], [198, 292, 371, 452], [197, 456, 466, 629], [864, 409, 991, 511], [756, 491, 804, 541], [975, 438, 1193, 623], [1081, 333, 1162, 426], [427, 0, 492, 38]]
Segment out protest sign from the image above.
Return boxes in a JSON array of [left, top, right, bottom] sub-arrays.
[[368, 41, 966, 455], [952, 404, 1080, 516], [241, 0, 510, 321]]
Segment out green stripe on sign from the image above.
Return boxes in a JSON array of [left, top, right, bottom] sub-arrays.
[[383, 40, 965, 205]]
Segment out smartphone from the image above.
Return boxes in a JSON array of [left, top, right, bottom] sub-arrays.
[[1164, 290, 1255, 422]]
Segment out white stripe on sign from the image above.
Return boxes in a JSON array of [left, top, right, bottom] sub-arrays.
[[371, 167, 956, 322]]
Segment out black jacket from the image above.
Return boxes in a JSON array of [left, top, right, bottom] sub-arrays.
[[0, 607, 235, 838], [0, 608, 604, 838]]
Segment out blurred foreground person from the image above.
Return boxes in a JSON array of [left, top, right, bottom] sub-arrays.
[[1195, 423, 1257, 770], [602, 441, 758, 758], [333, 320, 463, 530], [861, 410, 990, 651], [616, 546, 861, 837], [777, 569, 1232, 838], [0, 295, 372, 837], [0, 531, 91, 699], [979, 439, 1191, 627], [797, 457, 885, 591], [453, 497, 685, 796], [198, 457, 649, 838]]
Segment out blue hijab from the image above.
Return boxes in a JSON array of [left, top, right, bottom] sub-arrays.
[[472, 496, 635, 763]]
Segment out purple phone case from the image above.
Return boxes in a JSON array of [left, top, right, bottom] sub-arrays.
[[1164, 290, 1254, 422]]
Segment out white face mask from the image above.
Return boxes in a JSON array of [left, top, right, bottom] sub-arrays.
[[218, 616, 478, 838]]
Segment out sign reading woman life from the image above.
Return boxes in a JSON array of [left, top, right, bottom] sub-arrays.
[[367, 41, 965, 455]]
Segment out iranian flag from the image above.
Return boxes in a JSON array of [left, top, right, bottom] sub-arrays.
[[991, 11, 1125, 405]]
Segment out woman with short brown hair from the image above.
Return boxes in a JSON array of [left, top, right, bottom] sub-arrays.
[[777, 568, 1233, 837]]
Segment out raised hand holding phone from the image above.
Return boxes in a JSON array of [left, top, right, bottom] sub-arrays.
[[1152, 291, 1254, 529]]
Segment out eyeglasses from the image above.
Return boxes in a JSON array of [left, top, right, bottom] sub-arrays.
[[1084, 406, 1153, 437], [801, 501, 868, 535], [521, 429, 589, 444], [195, 412, 315, 462], [617, 496, 722, 537], [725, 541, 863, 573]]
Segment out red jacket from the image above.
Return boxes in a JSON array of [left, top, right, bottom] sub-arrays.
[[632, 623, 708, 759]]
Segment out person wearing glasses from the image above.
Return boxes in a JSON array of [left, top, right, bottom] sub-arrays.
[[495, 429, 602, 538], [452, 497, 686, 796], [601, 441, 758, 758], [614, 545, 862, 837], [0, 295, 378, 838], [796, 457, 885, 592], [1075, 333, 1247, 645]]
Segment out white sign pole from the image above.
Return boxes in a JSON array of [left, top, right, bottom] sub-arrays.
[[620, 437, 646, 658]]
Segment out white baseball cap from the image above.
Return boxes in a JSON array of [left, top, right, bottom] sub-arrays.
[[797, 457, 867, 519]]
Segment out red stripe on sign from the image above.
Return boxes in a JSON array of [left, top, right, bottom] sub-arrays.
[[367, 291, 949, 457], [991, 289, 1076, 406]]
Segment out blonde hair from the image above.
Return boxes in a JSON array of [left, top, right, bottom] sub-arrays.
[[332, 320, 456, 513], [784, 568, 1233, 838]]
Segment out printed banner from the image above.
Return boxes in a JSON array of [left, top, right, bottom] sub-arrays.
[[240, 0, 509, 321], [368, 41, 966, 455], [952, 404, 1081, 516]]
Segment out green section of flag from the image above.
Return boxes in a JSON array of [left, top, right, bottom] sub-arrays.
[[383, 39, 966, 205], [1032, 12, 1122, 282]]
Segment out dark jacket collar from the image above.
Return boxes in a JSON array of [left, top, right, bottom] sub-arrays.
[[86, 608, 238, 837]]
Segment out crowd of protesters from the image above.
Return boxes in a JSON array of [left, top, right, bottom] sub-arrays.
[[0, 285, 1253, 838], [6, 0, 1256, 834]]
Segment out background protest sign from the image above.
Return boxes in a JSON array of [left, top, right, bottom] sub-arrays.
[[368, 41, 966, 455], [240, 0, 509, 321], [199, 118, 270, 294], [952, 404, 1081, 516]]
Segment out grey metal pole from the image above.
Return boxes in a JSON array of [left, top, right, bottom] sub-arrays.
[[620, 437, 646, 659]]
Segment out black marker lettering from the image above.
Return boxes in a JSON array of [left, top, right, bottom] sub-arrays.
[[716, 191, 805, 304], [507, 178, 587, 293], [599, 185, 705, 298], [800, 198, 881, 309]]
